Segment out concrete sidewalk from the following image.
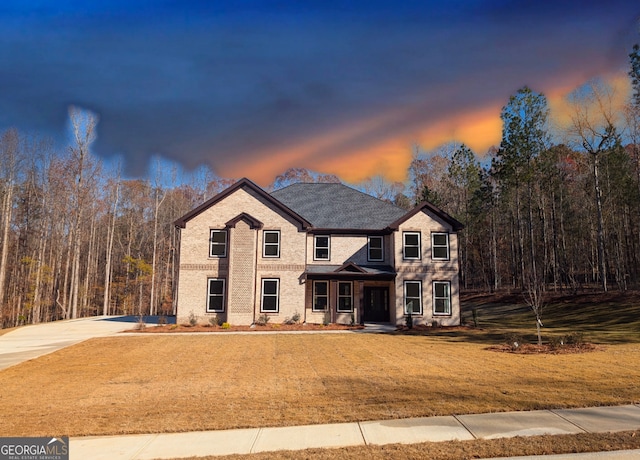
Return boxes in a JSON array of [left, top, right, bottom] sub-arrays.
[[70, 404, 640, 460], [0, 315, 159, 370]]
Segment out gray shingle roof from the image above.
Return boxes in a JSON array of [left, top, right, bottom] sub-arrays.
[[271, 183, 407, 230], [304, 264, 396, 275]]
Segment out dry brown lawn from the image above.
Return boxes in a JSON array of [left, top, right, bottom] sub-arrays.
[[1, 333, 639, 437]]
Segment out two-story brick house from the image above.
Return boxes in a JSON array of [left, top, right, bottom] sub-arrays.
[[174, 178, 463, 326]]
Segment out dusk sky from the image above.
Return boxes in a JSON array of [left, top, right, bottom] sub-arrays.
[[1, 1, 639, 185]]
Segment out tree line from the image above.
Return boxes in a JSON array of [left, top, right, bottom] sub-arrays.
[[1, 47, 639, 327]]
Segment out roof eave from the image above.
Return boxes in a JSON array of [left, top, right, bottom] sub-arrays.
[[307, 227, 394, 235]]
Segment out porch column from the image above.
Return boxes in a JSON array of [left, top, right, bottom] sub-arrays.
[[358, 280, 364, 325]]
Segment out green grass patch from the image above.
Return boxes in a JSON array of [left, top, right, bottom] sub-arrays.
[[460, 290, 640, 344]]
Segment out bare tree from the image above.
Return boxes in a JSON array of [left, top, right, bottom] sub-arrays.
[[103, 174, 120, 316], [68, 107, 99, 318], [567, 80, 620, 292], [358, 175, 406, 202], [0, 129, 22, 325], [524, 273, 545, 346], [150, 159, 166, 316]]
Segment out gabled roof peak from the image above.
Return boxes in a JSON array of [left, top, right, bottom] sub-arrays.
[[174, 178, 311, 229]]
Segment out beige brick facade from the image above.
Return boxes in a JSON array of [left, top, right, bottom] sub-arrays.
[[393, 210, 460, 326], [175, 180, 462, 327]]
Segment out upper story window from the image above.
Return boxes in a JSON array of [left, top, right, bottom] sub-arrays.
[[263, 230, 280, 258], [314, 235, 330, 260], [403, 232, 421, 260], [209, 229, 228, 257], [432, 232, 450, 260], [368, 236, 384, 262]]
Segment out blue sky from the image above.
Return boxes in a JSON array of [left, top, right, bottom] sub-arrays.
[[1, 1, 638, 184]]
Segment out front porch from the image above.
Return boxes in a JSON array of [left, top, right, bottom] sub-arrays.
[[303, 263, 398, 325]]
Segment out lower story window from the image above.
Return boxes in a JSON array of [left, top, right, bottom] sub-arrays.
[[337, 281, 353, 312], [261, 279, 280, 312], [404, 281, 422, 315], [207, 278, 225, 312], [433, 281, 451, 315], [313, 281, 328, 311]]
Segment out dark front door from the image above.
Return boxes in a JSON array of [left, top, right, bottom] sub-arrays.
[[363, 287, 389, 322]]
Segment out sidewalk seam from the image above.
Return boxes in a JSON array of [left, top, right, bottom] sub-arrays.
[[249, 427, 262, 454], [452, 414, 477, 439], [549, 409, 589, 433], [356, 422, 368, 445], [131, 434, 158, 460]]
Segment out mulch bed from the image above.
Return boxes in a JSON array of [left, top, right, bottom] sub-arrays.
[[394, 325, 476, 333], [131, 323, 473, 334], [128, 323, 365, 333], [487, 343, 604, 354]]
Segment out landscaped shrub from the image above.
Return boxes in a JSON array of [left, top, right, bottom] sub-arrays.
[[209, 314, 224, 326], [565, 332, 585, 346], [549, 335, 565, 349], [505, 333, 523, 351], [283, 311, 301, 325], [255, 314, 270, 326], [405, 312, 413, 329], [188, 311, 198, 326]]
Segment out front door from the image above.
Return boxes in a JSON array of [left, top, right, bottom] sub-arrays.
[[363, 287, 389, 322]]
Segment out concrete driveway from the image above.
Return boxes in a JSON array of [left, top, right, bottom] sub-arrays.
[[0, 316, 164, 371]]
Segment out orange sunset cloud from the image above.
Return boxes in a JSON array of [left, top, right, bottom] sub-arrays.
[[220, 104, 505, 185], [219, 70, 632, 187]]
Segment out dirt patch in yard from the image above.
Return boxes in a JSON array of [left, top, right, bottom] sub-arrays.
[[487, 343, 603, 354], [130, 323, 365, 333]]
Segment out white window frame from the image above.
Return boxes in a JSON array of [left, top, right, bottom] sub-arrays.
[[337, 281, 353, 312], [206, 278, 225, 313], [433, 281, 451, 316], [261, 278, 280, 313], [263, 230, 281, 258], [403, 232, 421, 260], [368, 236, 384, 262], [404, 280, 422, 315], [209, 229, 227, 258], [312, 281, 329, 312], [431, 232, 450, 261], [314, 235, 330, 261]]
